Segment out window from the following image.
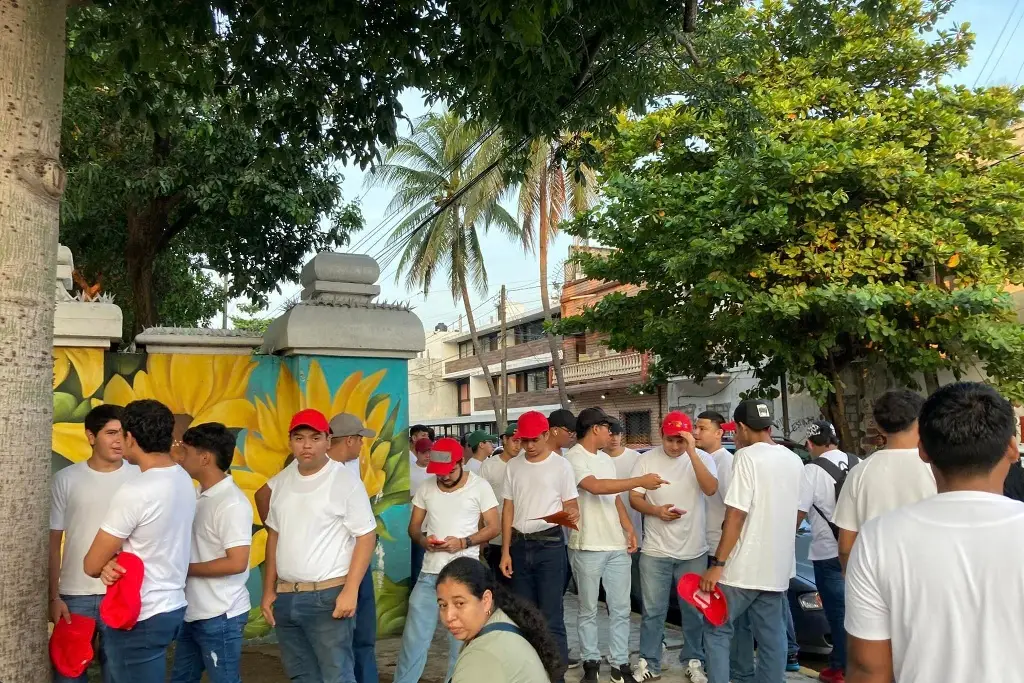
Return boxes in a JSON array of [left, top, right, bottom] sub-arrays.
[[704, 403, 731, 419], [513, 368, 549, 393], [485, 333, 500, 352], [514, 320, 546, 345], [574, 335, 587, 357], [623, 410, 652, 446], [458, 341, 474, 359], [457, 379, 471, 416]]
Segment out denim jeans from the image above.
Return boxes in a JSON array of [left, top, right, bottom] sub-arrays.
[[169, 612, 247, 683], [393, 572, 461, 683], [729, 613, 755, 683], [101, 606, 186, 683], [55, 594, 109, 683], [274, 585, 356, 683], [509, 535, 568, 679], [704, 586, 786, 683], [813, 558, 846, 671], [569, 549, 631, 666], [784, 592, 799, 658], [354, 570, 379, 683], [638, 553, 707, 674]]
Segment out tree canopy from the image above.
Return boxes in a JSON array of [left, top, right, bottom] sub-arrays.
[[560, 0, 1024, 445]]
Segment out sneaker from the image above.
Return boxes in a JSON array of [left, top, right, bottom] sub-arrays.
[[818, 668, 845, 683], [786, 654, 801, 672], [631, 658, 661, 682], [582, 660, 600, 682], [685, 659, 708, 683], [568, 654, 582, 669], [610, 664, 631, 683]]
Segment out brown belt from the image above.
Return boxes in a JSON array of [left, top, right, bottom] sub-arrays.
[[276, 576, 346, 593]]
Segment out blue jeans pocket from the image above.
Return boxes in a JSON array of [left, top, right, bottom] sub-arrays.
[[314, 585, 344, 610]]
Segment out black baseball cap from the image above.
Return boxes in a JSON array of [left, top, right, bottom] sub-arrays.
[[733, 399, 773, 431], [609, 418, 623, 435], [548, 409, 576, 431], [806, 420, 839, 446], [577, 407, 613, 433]]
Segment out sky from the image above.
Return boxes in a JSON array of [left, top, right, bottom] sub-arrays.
[[228, 0, 1024, 333]]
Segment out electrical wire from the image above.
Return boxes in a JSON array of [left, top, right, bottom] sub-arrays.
[[980, 4, 1024, 86], [973, 0, 1022, 87]]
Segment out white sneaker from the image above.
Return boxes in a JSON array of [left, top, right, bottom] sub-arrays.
[[631, 658, 661, 682], [685, 659, 708, 683]]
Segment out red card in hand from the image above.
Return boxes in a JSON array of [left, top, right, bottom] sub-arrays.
[[531, 511, 579, 530]]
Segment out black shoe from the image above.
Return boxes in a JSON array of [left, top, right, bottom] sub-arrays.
[[567, 654, 582, 669], [786, 653, 801, 672], [610, 663, 631, 683], [582, 660, 600, 682]]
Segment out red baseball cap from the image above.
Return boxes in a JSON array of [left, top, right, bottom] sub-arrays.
[[677, 573, 729, 626], [661, 411, 693, 436], [100, 552, 145, 630], [426, 437, 464, 476], [516, 411, 550, 439], [413, 437, 434, 453], [49, 613, 96, 678], [288, 408, 330, 434]]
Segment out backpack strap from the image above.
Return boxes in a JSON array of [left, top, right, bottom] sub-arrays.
[[477, 622, 523, 638], [809, 456, 845, 481], [807, 455, 853, 540]]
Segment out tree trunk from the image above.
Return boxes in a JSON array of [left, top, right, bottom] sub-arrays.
[[0, 0, 67, 679], [923, 370, 940, 396], [538, 164, 570, 409], [125, 209, 160, 333], [824, 385, 860, 455], [460, 283, 505, 432]]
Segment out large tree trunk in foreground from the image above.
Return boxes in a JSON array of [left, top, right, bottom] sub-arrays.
[[0, 0, 67, 679], [461, 283, 506, 433], [125, 212, 159, 334], [538, 167, 570, 409]]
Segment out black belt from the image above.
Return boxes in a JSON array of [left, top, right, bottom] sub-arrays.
[[511, 527, 564, 542]]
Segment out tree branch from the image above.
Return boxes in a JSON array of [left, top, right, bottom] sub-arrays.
[[157, 204, 199, 253], [684, 0, 698, 33], [572, 31, 609, 91]]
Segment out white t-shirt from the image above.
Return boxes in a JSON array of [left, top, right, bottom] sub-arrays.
[[100, 465, 197, 621], [564, 444, 627, 551], [721, 442, 803, 591], [630, 446, 717, 561], [465, 457, 483, 475], [704, 447, 734, 554], [409, 451, 430, 494], [185, 476, 253, 622], [606, 448, 643, 547], [502, 452, 578, 533], [845, 492, 1024, 682], [798, 450, 852, 561], [50, 460, 140, 596], [479, 455, 511, 546], [265, 459, 376, 583], [832, 449, 936, 533], [412, 473, 497, 574]]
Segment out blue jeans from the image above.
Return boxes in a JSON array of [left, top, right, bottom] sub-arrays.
[[275, 585, 356, 683], [784, 592, 799, 658], [354, 570, 378, 683], [55, 594, 109, 683], [569, 549, 631, 666], [393, 572, 461, 683], [813, 558, 846, 672], [101, 606, 186, 683], [509, 535, 568, 679], [638, 553, 707, 674], [729, 613, 755, 683], [169, 612, 247, 683], [704, 586, 786, 683]]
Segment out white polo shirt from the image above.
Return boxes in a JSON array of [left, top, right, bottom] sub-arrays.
[[704, 447, 734, 553], [413, 473, 497, 574], [502, 452, 578, 533], [798, 450, 853, 561], [565, 444, 627, 552], [100, 464, 197, 621], [832, 449, 936, 533], [50, 460, 140, 596], [184, 476, 253, 622], [265, 459, 376, 583]]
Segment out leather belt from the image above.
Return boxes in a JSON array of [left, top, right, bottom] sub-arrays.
[[511, 527, 564, 542], [276, 576, 346, 593]]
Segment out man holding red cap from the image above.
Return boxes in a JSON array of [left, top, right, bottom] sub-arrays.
[[394, 437, 499, 683], [628, 411, 719, 683], [500, 410, 580, 680], [260, 409, 377, 683]]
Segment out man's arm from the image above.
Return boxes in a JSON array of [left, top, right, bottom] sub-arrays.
[[408, 505, 430, 550], [847, 637, 894, 683], [189, 546, 251, 577], [83, 530, 125, 579], [475, 507, 501, 545], [334, 531, 376, 619], [260, 528, 279, 626], [683, 434, 718, 496], [796, 510, 807, 530], [700, 505, 747, 592], [499, 498, 515, 579], [838, 529, 858, 573], [48, 530, 71, 624], [561, 497, 581, 526], [614, 497, 637, 553], [255, 483, 271, 525], [577, 472, 666, 495]]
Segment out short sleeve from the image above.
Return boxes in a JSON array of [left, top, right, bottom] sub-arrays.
[[629, 456, 648, 494], [559, 458, 579, 502], [565, 449, 595, 486], [100, 483, 144, 539], [476, 477, 498, 512], [832, 466, 861, 531], [340, 476, 377, 537], [50, 470, 69, 531], [412, 478, 430, 510], [797, 465, 816, 513], [217, 499, 255, 550], [844, 519, 891, 640], [697, 450, 718, 480], [502, 463, 515, 501], [723, 451, 755, 513]]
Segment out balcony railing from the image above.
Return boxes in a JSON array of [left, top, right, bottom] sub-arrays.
[[562, 352, 645, 384]]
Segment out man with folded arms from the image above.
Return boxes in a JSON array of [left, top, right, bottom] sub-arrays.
[[260, 409, 377, 683]]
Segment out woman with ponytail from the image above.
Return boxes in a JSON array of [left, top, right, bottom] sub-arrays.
[[437, 557, 566, 682]]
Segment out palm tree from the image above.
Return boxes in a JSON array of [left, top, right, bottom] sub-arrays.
[[518, 136, 597, 409], [369, 111, 524, 431]]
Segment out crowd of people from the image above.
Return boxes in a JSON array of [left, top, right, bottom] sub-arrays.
[[47, 380, 1024, 683]]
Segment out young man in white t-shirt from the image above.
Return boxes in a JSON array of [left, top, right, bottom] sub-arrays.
[[170, 423, 252, 683], [260, 409, 377, 683], [629, 412, 719, 683], [547, 408, 577, 454], [479, 425, 520, 583], [83, 399, 197, 683], [394, 437, 499, 683], [465, 430, 496, 474], [604, 419, 644, 548], [49, 404, 139, 683], [796, 420, 854, 683], [500, 410, 580, 680], [700, 399, 803, 683], [833, 389, 934, 571], [845, 382, 1024, 682]]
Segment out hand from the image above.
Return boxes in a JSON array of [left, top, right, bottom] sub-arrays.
[[681, 431, 696, 454], [563, 507, 581, 527], [700, 565, 724, 593], [260, 590, 277, 627], [625, 530, 638, 554], [638, 472, 668, 490], [424, 535, 444, 552], [99, 559, 125, 586], [500, 552, 513, 579], [49, 598, 71, 625], [656, 504, 684, 522], [333, 586, 358, 619], [439, 536, 464, 553]]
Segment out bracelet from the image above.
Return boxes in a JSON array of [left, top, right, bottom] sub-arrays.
[[463, 536, 473, 549]]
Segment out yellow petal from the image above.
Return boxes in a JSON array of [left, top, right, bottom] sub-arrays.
[[303, 360, 331, 415], [362, 468, 385, 498], [366, 399, 390, 437], [346, 370, 387, 423], [253, 397, 286, 455], [53, 350, 71, 390], [249, 528, 268, 569], [65, 348, 105, 398], [191, 399, 256, 430], [102, 374, 136, 407], [232, 446, 246, 469], [144, 356, 177, 410], [52, 422, 92, 463], [331, 371, 363, 416], [244, 429, 289, 480], [369, 441, 390, 471], [221, 356, 255, 402], [170, 355, 215, 418], [132, 370, 157, 403], [273, 363, 301, 427]]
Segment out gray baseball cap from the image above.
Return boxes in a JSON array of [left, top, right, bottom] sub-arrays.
[[329, 412, 376, 438]]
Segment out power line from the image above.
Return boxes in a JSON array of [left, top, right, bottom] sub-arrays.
[[982, 5, 1024, 86], [974, 0, 1022, 87]]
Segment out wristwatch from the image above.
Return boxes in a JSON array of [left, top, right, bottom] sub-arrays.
[[463, 536, 474, 549], [708, 557, 726, 568]]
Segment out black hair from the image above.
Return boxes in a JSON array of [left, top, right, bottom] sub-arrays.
[[410, 424, 436, 441], [919, 382, 1016, 478], [437, 558, 565, 681], [697, 410, 726, 428], [182, 422, 237, 472], [609, 419, 623, 435], [872, 389, 925, 435], [84, 404, 124, 436], [121, 399, 175, 454]]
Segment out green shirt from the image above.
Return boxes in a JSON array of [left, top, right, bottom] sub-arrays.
[[451, 609, 550, 683]]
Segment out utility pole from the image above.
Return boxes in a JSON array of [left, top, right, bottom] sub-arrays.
[[221, 273, 230, 329], [499, 285, 509, 431], [780, 372, 791, 439]]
